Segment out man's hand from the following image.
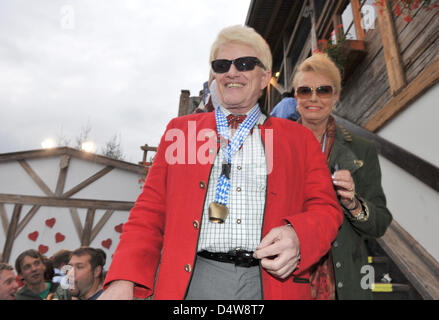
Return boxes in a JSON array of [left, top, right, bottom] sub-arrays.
[[253, 225, 300, 279], [98, 280, 134, 300]]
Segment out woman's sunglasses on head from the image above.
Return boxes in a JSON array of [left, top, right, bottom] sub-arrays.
[[211, 56, 266, 73], [296, 85, 334, 99]]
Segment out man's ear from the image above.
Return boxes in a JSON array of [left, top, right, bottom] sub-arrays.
[[94, 265, 102, 279], [260, 70, 272, 90]]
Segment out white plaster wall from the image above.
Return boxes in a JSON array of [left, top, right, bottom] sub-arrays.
[[0, 161, 47, 196], [63, 157, 107, 192], [26, 157, 61, 193], [376, 82, 439, 261], [64, 157, 142, 202], [8, 206, 81, 266], [71, 167, 141, 202], [2, 205, 130, 270], [0, 154, 139, 268], [378, 82, 439, 168], [379, 156, 439, 261], [89, 210, 130, 270]]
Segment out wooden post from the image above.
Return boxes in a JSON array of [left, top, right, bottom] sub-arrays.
[[350, 0, 365, 41], [376, 0, 406, 95], [365, 56, 439, 132], [178, 90, 190, 116], [283, 34, 290, 90], [309, 0, 318, 52], [14, 205, 41, 239], [55, 155, 71, 196], [332, 14, 344, 43], [81, 208, 95, 246], [0, 203, 8, 234], [1, 204, 22, 263]]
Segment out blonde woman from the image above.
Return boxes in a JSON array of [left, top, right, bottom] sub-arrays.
[[293, 53, 392, 299]]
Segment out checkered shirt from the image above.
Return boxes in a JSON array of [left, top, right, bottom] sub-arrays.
[[197, 105, 268, 253]]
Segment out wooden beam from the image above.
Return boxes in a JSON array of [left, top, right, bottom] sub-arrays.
[[333, 14, 344, 42], [282, 34, 290, 89], [81, 209, 95, 246], [14, 205, 41, 239], [310, 0, 318, 52], [90, 210, 114, 243], [377, 220, 439, 299], [316, 0, 335, 36], [262, 0, 282, 41], [18, 160, 54, 196], [69, 208, 83, 241], [55, 155, 71, 196], [1, 204, 22, 263], [0, 193, 134, 211], [0, 203, 8, 234], [140, 144, 158, 165], [62, 166, 114, 198], [320, 0, 347, 39], [350, 0, 365, 41], [0, 147, 144, 175], [365, 56, 439, 132], [285, 2, 309, 59], [333, 114, 439, 192], [269, 77, 285, 95], [376, 0, 406, 95], [272, 0, 302, 70]]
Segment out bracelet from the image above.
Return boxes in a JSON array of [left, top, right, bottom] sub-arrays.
[[345, 197, 359, 211]]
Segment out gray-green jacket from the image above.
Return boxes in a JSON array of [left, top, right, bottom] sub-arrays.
[[329, 124, 392, 300], [15, 281, 71, 300]]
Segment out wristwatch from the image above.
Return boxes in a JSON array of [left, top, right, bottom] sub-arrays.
[[350, 197, 369, 222]]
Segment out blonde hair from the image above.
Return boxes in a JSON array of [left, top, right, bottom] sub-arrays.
[[209, 25, 272, 72], [293, 53, 342, 94]]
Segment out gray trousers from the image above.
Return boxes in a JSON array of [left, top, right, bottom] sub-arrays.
[[185, 255, 262, 300]]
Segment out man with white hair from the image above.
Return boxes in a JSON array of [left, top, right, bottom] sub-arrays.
[[101, 25, 342, 300]]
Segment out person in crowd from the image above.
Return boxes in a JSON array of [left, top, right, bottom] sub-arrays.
[[292, 53, 392, 299], [67, 247, 106, 300], [100, 25, 342, 300], [42, 255, 54, 282], [0, 263, 19, 300], [14, 249, 71, 300], [51, 249, 72, 284], [270, 90, 301, 121]]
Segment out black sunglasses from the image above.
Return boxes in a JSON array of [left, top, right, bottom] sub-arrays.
[[296, 85, 334, 99], [211, 56, 266, 73]]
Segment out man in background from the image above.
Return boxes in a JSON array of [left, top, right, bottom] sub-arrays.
[[0, 262, 19, 300], [67, 247, 106, 300], [15, 249, 71, 300]]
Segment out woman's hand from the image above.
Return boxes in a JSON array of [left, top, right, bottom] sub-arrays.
[[332, 169, 358, 210]]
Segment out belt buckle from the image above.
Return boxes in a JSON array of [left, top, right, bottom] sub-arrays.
[[232, 249, 255, 267]]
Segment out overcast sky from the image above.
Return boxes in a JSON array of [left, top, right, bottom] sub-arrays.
[[0, 0, 252, 163]]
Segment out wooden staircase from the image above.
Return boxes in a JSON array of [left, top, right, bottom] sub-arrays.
[[367, 240, 422, 300], [366, 220, 439, 300]]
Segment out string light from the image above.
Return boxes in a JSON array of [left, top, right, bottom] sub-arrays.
[[41, 138, 56, 149], [81, 141, 96, 153]]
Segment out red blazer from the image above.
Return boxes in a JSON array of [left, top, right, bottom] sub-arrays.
[[104, 112, 343, 299]]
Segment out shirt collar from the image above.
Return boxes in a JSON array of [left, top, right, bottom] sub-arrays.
[[218, 104, 266, 125]]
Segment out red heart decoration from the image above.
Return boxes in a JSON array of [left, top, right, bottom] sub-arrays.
[[101, 239, 112, 249], [55, 232, 65, 243], [38, 244, 49, 254], [45, 218, 56, 228], [114, 223, 124, 233], [28, 231, 39, 241]]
